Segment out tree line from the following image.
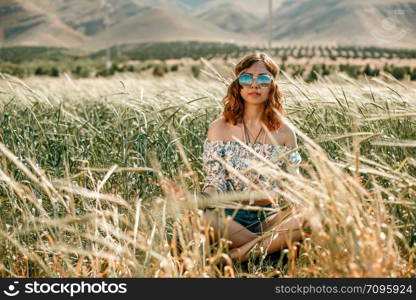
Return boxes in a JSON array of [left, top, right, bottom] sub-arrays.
[[1, 42, 415, 81]]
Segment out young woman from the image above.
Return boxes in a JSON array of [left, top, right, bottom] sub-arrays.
[[162, 52, 305, 262]]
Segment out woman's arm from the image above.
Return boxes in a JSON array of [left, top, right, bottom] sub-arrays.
[[269, 124, 301, 207], [201, 119, 229, 194], [280, 122, 301, 174], [280, 122, 298, 148], [202, 185, 217, 194]]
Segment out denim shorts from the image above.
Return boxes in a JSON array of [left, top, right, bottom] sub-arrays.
[[224, 204, 275, 233]]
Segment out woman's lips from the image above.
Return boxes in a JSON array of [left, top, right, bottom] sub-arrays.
[[248, 92, 261, 96]]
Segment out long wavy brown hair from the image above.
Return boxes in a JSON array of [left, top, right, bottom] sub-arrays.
[[223, 52, 285, 131]]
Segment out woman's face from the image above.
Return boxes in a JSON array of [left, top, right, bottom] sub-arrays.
[[239, 61, 272, 105]]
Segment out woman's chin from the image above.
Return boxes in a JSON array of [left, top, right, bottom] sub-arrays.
[[243, 99, 267, 105]]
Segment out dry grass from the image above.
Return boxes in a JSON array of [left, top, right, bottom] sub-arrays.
[[0, 68, 414, 277]]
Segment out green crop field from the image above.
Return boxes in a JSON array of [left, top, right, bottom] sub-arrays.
[[0, 63, 415, 277]]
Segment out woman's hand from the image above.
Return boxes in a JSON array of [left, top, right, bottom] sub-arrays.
[[160, 179, 186, 201]]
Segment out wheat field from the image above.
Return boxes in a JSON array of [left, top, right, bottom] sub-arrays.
[[0, 66, 415, 278]]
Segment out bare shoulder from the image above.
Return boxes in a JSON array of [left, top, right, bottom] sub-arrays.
[[207, 117, 230, 141], [275, 120, 297, 147]]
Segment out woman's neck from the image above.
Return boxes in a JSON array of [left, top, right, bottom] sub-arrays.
[[242, 103, 264, 127]]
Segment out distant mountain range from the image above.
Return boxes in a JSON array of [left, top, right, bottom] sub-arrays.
[[1, 0, 415, 49]]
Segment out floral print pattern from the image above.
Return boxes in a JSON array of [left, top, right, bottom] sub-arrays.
[[202, 139, 302, 193]]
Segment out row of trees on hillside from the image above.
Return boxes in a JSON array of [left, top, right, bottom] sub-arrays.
[[2, 42, 415, 63], [1, 59, 415, 82]]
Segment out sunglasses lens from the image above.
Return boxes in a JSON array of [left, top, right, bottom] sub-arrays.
[[238, 74, 253, 86], [257, 75, 272, 87], [238, 74, 272, 87]]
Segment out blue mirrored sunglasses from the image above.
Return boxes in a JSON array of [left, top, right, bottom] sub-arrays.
[[238, 73, 273, 87]]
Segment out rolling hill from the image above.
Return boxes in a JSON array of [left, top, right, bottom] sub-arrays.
[[0, 0, 415, 49], [255, 0, 416, 48], [0, 0, 85, 47], [88, 6, 249, 49], [195, 2, 262, 34]]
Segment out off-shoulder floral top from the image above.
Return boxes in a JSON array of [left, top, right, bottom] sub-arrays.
[[202, 139, 302, 193]]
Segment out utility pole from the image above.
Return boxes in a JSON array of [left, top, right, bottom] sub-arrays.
[[0, 28, 3, 62], [116, 42, 121, 58], [268, 0, 273, 53], [105, 14, 112, 70], [102, 0, 113, 70]]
